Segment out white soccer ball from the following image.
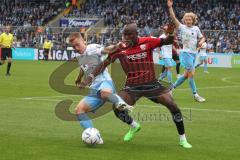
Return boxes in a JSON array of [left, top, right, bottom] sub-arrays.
[[82, 128, 101, 145]]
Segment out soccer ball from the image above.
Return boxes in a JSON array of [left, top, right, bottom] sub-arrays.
[[82, 128, 101, 145]]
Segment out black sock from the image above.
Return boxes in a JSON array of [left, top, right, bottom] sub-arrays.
[[162, 65, 165, 73], [172, 111, 185, 135], [113, 108, 133, 125], [44, 54, 48, 60], [7, 62, 12, 74], [176, 63, 180, 74]]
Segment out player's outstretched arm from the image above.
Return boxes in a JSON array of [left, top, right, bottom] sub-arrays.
[[160, 24, 175, 46], [167, 0, 181, 28], [102, 45, 119, 54], [101, 42, 128, 54]]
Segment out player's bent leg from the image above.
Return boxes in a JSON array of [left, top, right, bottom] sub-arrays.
[[195, 60, 204, 69], [188, 71, 206, 102], [6, 57, 12, 76], [159, 70, 167, 81], [175, 60, 181, 78], [166, 67, 173, 83], [75, 99, 104, 145], [100, 88, 133, 112], [203, 59, 209, 73], [151, 93, 192, 148], [75, 100, 93, 129], [113, 90, 140, 142], [173, 70, 188, 89]]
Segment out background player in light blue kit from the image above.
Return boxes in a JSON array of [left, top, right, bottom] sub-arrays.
[[158, 25, 174, 84], [168, 0, 206, 102], [195, 42, 209, 73]]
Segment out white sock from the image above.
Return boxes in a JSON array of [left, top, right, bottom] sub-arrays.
[[130, 121, 138, 128], [179, 134, 187, 141]]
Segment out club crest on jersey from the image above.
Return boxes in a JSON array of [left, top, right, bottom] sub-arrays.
[[140, 44, 146, 51]]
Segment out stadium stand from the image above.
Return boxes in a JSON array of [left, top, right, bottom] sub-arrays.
[[0, 0, 239, 53]]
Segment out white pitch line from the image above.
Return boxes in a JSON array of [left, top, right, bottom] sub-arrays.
[[18, 97, 240, 114], [20, 95, 80, 99], [18, 84, 240, 100], [177, 85, 240, 91], [137, 104, 240, 114], [221, 77, 240, 85]]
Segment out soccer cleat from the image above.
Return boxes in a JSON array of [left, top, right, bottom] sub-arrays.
[[5, 73, 11, 76], [204, 71, 210, 74], [180, 140, 192, 148], [116, 102, 134, 112], [194, 94, 206, 102], [123, 122, 141, 142]]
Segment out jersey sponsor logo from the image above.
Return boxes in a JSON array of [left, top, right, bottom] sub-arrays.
[[127, 52, 147, 60], [140, 44, 146, 51]]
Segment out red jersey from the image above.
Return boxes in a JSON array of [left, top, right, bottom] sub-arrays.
[[107, 37, 162, 86], [173, 35, 179, 55]]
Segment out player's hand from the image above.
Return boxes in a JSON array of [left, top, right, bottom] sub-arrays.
[[75, 77, 81, 87], [165, 23, 175, 34], [116, 41, 129, 50], [78, 76, 93, 89], [198, 42, 204, 49], [167, 0, 173, 8]]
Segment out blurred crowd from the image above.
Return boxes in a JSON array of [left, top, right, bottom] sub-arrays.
[[0, 1, 65, 49], [0, 1, 64, 27], [0, 0, 239, 53], [82, 0, 239, 53]]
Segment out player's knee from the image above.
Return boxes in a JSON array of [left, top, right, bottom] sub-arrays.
[[183, 72, 188, 78], [75, 104, 89, 115], [167, 67, 172, 71], [100, 89, 113, 99], [8, 58, 12, 63], [187, 71, 195, 77]]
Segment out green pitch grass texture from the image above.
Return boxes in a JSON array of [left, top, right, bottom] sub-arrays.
[[0, 61, 239, 160]]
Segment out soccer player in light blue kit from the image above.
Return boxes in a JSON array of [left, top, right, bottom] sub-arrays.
[[158, 25, 174, 84], [69, 33, 133, 144], [168, 0, 206, 102], [195, 42, 209, 73]]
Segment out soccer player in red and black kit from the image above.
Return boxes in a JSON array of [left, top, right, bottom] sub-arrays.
[[80, 23, 192, 148]]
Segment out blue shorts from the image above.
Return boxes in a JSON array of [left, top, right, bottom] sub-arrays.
[[180, 52, 197, 71], [82, 80, 116, 111], [200, 56, 207, 61], [163, 58, 174, 67]]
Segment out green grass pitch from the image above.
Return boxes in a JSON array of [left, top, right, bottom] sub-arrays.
[[0, 61, 240, 160]]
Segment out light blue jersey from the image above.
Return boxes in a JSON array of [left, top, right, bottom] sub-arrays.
[[77, 44, 112, 89], [178, 24, 203, 70], [76, 44, 115, 109], [179, 24, 203, 54]]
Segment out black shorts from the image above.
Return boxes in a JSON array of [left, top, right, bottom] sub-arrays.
[[119, 80, 170, 105], [44, 49, 50, 55], [1, 48, 12, 60], [172, 54, 179, 61]]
